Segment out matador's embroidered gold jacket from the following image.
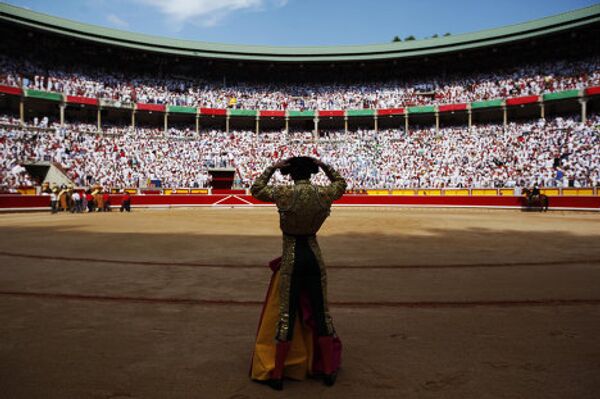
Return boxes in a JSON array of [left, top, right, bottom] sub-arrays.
[[250, 164, 347, 341]]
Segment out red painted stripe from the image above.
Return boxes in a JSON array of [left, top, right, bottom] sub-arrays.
[[211, 189, 246, 194], [377, 108, 404, 115], [331, 299, 600, 308], [1, 250, 598, 270], [66, 95, 97, 105], [438, 103, 467, 112], [0, 250, 260, 269], [200, 107, 227, 116], [506, 95, 539, 106], [130, 194, 226, 205], [2, 194, 599, 210], [136, 103, 166, 112], [318, 110, 344, 117], [334, 194, 600, 209], [1, 290, 599, 309], [585, 86, 600, 96], [259, 110, 285, 117], [0, 85, 23, 95]]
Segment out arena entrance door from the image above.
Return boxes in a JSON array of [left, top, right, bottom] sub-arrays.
[[209, 168, 236, 190]]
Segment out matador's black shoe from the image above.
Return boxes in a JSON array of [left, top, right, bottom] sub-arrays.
[[323, 372, 337, 387], [253, 378, 283, 391], [266, 378, 283, 391]]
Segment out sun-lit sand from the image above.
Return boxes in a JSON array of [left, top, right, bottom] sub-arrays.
[[1, 207, 599, 398]]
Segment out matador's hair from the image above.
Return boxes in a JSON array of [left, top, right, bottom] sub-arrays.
[[280, 156, 319, 179]]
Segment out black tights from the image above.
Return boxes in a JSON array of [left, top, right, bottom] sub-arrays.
[[285, 237, 329, 341]]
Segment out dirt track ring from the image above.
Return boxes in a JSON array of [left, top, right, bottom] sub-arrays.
[[2, 208, 600, 398]]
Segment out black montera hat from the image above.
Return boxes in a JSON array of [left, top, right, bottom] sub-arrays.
[[280, 156, 319, 176]]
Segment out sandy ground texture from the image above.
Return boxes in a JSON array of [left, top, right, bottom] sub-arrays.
[[0, 207, 599, 398]]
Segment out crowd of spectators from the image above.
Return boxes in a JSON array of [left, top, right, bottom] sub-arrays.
[[1, 113, 598, 192], [1, 55, 599, 110]]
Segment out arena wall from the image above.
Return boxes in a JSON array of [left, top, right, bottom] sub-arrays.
[[1, 194, 598, 212]]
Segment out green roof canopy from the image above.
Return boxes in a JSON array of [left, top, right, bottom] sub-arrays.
[[1, 3, 599, 62]]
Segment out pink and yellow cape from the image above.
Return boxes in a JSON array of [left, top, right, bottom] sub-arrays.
[[250, 257, 342, 381]]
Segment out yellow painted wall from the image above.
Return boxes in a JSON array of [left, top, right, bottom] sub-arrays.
[[391, 189, 416, 196], [17, 187, 36, 195], [471, 189, 498, 196], [562, 188, 594, 196], [540, 189, 560, 196], [88, 187, 597, 197], [367, 189, 390, 195], [417, 189, 442, 196], [444, 189, 469, 196]]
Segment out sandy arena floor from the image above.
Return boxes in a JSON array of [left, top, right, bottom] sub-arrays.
[[0, 207, 599, 398]]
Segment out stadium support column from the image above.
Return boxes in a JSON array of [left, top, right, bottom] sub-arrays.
[[404, 113, 409, 134], [502, 104, 507, 129], [131, 110, 136, 129], [374, 114, 378, 132], [344, 116, 348, 134], [467, 109, 472, 131], [97, 107, 102, 131], [255, 114, 260, 135], [59, 103, 65, 127], [195, 114, 200, 136], [434, 111, 439, 134], [540, 102, 545, 120], [285, 115, 289, 134], [19, 96, 24, 125], [164, 112, 168, 135], [579, 98, 588, 124], [313, 116, 319, 138], [226, 112, 230, 134]]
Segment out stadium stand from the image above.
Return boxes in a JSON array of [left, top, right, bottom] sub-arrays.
[[1, 114, 598, 191], [0, 3, 599, 199]]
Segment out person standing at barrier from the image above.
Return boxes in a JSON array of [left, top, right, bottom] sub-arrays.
[[41, 182, 51, 195], [50, 187, 58, 214], [71, 190, 81, 213], [58, 184, 68, 212], [249, 156, 346, 391], [102, 192, 111, 212], [66, 184, 75, 212], [120, 191, 131, 212], [92, 184, 104, 212], [85, 189, 95, 213]]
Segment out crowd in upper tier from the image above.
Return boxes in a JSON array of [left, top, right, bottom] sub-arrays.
[[0, 55, 599, 110], [1, 113, 598, 192]]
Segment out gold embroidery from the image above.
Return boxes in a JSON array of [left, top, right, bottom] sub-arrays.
[[276, 235, 295, 341], [309, 236, 335, 335]]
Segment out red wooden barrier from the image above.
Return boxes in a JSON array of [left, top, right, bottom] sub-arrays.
[[136, 103, 166, 112], [259, 110, 285, 117], [378, 108, 405, 115], [506, 95, 539, 106], [1, 194, 598, 211], [318, 110, 344, 117], [67, 95, 98, 106], [438, 103, 468, 112]]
